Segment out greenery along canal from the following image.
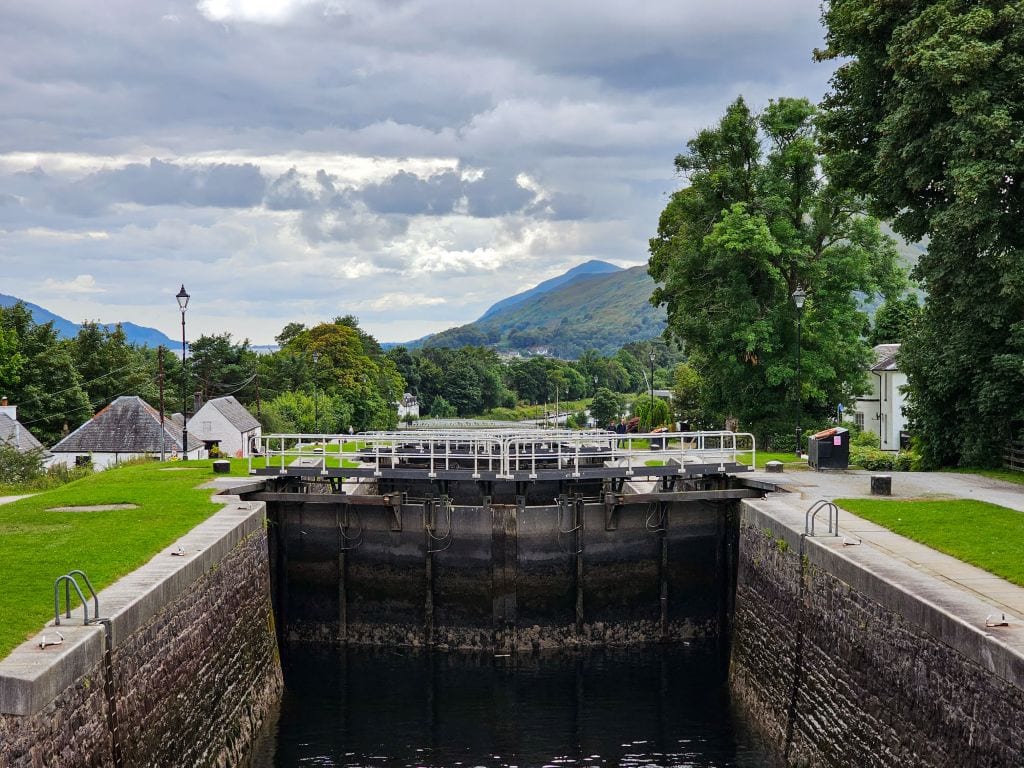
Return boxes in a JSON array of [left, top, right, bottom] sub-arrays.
[[246, 643, 778, 768]]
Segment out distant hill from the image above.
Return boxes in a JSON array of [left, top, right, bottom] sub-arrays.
[[420, 265, 665, 358], [0, 294, 175, 347], [478, 259, 622, 320]]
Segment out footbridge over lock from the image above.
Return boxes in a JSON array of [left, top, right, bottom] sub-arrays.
[[236, 428, 770, 651]]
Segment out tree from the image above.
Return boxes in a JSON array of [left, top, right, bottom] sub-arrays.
[[590, 387, 624, 428], [670, 363, 703, 427], [69, 322, 156, 408], [817, 1, 1024, 466], [0, 303, 90, 444], [648, 96, 904, 444], [189, 333, 258, 404], [868, 296, 921, 347], [633, 396, 671, 432]]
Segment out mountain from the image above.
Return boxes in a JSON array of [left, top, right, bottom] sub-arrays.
[[0, 294, 176, 347], [420, 264, 665, 358], [478, 259, 622, 321]]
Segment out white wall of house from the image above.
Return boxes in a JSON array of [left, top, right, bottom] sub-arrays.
[[854, 370, 908, 451], [190, 403, 261, 457], [49, 447, 204, 471]]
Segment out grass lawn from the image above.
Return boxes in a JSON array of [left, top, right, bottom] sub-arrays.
[[0, 460, 224, 659], [834, 497, 1024, 587], [739, 451, 809, 470]]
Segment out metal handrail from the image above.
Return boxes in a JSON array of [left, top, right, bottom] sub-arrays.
[[805, 500, 839, 537], [54, 570, 99, 626], [251, 429, 757, 477]]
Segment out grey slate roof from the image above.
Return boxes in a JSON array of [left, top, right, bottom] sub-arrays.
[[51, 396, 203, 454], [206, 396, 260, 432], [870, 343, 901, 373], [0, 413, 46, 454]]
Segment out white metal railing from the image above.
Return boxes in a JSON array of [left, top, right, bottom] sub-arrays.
[[251, 430, 756, 479]]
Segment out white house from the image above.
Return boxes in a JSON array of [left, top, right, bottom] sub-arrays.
[[396, 393, 420, 420], [0, 398, 47, 456], [191, 396, 262, 457], [853, 344, 908, 452], [50, 395, 205, 470]]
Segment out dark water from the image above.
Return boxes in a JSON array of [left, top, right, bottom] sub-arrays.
[[247, 643, 779, 767]]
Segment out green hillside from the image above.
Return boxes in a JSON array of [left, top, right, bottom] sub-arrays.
[[424, 265, 665, 357]]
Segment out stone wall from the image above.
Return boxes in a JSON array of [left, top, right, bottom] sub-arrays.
[[731, 496, 1024, 768], [0, 503, 283, 768]]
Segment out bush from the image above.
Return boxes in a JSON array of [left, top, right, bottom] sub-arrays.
[[0, 444, 45, 484], [850, 444, 921, 472]]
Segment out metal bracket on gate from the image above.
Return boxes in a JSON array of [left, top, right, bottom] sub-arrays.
[[383, 492, 403, 531], [603, 492, 622, 531]]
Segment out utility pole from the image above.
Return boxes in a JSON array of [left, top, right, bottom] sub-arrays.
[[255, 369, 262, 419], [158, 346, 166, 461]]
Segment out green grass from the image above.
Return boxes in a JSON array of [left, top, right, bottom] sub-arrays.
[[0, 460, 224, 659], [834, 497, 1024, 587], [739, 451, 808, 470]]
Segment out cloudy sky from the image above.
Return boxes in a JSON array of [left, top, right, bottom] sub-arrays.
[[0, 0, 835, 345]]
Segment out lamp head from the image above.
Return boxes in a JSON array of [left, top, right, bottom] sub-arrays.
[[792, 287, 806, 310], [176, 285, 190, 312]]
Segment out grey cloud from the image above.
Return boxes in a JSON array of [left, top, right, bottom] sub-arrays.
[[357, 169, 538, 219], [265, 168, 317, 210], [41, 159, 266, 216]]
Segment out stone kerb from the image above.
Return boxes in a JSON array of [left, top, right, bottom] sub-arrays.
[[0, 500, 266, 716], [740, 495, 1024, 690]]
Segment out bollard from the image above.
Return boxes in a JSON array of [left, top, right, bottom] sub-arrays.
[[765, 460, 784, 474], [871, 474, 892, 496], [212, 459, 231, 474]]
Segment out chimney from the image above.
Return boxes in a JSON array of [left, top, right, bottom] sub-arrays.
[[1, 397, 7, 407], [0, 397, 14, 420]]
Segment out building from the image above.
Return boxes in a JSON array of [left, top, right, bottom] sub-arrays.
[[0, 398, 46, 456], [396, 393, 420, 420], [191, 396, 262, 457], [853, 344, 908, 452], [50, 395, 205, 469]]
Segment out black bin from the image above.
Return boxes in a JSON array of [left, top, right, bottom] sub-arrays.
[[807, 427, 850, 470]]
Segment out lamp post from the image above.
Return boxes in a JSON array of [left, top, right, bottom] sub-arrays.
[[792, 287, 806, 457], [175, 285, 190, 458], [648, 350, 656, 431]]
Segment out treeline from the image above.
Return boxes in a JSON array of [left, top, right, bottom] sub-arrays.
[[0, 302, 685, 445]]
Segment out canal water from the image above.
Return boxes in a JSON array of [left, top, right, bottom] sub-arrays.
[[246, 642, 779, 767]]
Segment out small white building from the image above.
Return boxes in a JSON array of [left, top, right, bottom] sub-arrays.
[[854, 344, 908, 452], [396, 393, 420, 420], [0, 398, 47, 456], [50, 395, 205, 470], [191, 396, 262, 457]]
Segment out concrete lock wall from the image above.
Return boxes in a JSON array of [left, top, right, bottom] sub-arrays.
[[268, 497, 738, 650], [0, 503, 283, 768], [730, 497, 1024, 768]]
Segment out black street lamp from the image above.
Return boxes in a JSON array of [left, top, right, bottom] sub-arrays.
[[792, 287, 806, 457], [648, 350, 656, 430], [175, 284, 190, 458]]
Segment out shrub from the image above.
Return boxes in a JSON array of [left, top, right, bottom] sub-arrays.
[[0, 444, 45, 484]]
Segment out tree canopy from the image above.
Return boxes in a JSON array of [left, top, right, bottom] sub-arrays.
[[818, 0, 1024, 466], [649, 96, 904, 444]]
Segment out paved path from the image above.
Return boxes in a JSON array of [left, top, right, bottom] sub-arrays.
[[0, 495, 32, 506], [751, 468, 1024, 621]]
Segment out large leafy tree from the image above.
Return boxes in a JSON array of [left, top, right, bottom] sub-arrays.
[[818, 1, 1024, 466], [649, 97, 903, 444], [69, 322, 157, 408], [0, 303, 90, 444]]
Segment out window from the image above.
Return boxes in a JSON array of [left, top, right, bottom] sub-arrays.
[[203, 421, 213, 433], [855, 412, 864, 430]]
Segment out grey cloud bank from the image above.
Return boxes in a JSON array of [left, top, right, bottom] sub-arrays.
[[0, 0, 833, 344]]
